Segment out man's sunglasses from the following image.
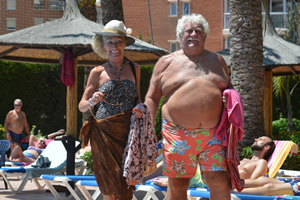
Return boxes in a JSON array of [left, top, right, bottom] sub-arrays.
[[14, 104, 21, 106]]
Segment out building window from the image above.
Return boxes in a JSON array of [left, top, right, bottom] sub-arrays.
[[224, 0, 230, 30], [269, 0, 287, 28], [224, 0, 291, 30], [34, 18, 44, 25], [34, 0, 44, 10], [6, 18, 16, 30], [49, 0, 65, 10], [224, 35, 230, 49], [183, 2, 190, 15], [170, 3, 177, 16], [7, 0, 16, 10]]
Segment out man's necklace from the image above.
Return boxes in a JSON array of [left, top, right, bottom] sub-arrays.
[[108, 60, 125, 86], [188, 56, 201, 70]]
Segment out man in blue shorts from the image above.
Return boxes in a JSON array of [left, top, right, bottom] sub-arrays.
[[4, 99, 30, 151]]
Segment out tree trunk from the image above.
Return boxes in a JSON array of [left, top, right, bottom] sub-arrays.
[[77, 0, 96, 124], [78, 0, 97, 22], [285, 80, 294, 132], [101, 0, 124, 25], [230, 0, 264, 147]]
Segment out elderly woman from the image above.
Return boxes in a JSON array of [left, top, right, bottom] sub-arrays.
[[78, 20, 142, 200], [9, 129, 65, 163], [9, 135, 47, 163]]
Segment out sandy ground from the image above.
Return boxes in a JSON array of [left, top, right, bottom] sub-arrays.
[[0, 176, 166, 200]]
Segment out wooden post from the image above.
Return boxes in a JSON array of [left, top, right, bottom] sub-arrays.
[[66, 58, 78, 138], [264, 71, 273, 138]]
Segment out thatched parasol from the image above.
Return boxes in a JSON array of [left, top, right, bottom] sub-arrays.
[[217, 0, 300, 76], [0, 1, 167, 66]]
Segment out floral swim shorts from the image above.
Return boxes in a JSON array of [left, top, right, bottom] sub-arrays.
[[161, 118, 227, 178], [290, 178, 300, 196]]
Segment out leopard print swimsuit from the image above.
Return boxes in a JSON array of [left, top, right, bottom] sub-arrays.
[[95, 80, 137, 119]]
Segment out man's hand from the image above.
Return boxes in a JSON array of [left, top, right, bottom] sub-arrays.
[[6, 133, 11, 141]]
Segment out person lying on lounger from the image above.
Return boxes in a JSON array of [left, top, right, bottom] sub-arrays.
[[238, 176, 300, 196], [152, 136, 275, 187], [9, 129, 65, 163]]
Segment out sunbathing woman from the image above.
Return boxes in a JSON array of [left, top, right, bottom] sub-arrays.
[[9, 129, 65, 163]]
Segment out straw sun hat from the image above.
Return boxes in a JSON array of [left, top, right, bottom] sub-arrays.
[[95, 20, 135, 46]]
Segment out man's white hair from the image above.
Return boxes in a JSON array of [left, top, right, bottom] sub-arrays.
[[14, 99, 22, 105], [176, 13, 210, 44]]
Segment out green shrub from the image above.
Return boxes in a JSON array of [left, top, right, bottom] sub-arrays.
[[281, 154, 300, 170], [241, 146, 253, 159], [80, 151, 94, 175], [155, 97, 165, 141], [0, 60, 84, 137], [272, 117, 300, 147], [271, 117, 300, 170], [0, 124, 6, 140], [30, 125, 43, 138]]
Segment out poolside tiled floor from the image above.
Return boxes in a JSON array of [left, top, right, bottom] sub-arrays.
[[0, 177, 159, 200], [0, 177, 93, 200]]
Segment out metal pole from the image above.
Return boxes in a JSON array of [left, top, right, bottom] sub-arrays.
[[147, 0, 154, 44]]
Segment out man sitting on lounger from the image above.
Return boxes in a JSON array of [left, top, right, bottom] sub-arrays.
[[153, 136, 275, 186], [9, 129, 65, 163]]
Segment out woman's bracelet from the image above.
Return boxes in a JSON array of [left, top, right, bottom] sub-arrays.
[[6, 133, 10, 136], [88, 98, 94, 107]]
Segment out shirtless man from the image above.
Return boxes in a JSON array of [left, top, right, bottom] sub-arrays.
[[4, 99, 30, 151], [145, 13, 233, 200], [239, 136, 275, 180]]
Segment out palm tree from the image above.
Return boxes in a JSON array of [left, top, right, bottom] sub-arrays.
[[230, 0, 264, 147], [101, 0, 124, 24], [77, 0, 97, 122], [272, 0, 300, 133], [78, 0, 97, 22], [273, 76, 300, 132]]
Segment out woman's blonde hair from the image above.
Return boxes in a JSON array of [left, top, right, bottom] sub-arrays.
[[38, 137, 47, 148], [91, 35, 108, 59]]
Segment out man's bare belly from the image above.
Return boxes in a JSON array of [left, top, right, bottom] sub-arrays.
[[162, 79, 223, 129], [8, 124, 23, 135]]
